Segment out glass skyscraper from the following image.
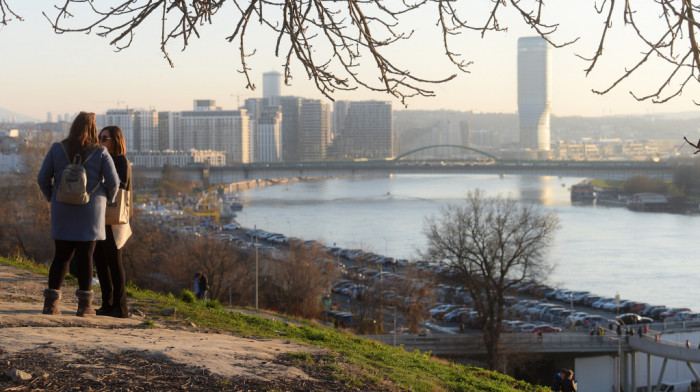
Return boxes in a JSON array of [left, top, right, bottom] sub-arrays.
[[517, 37, 551, 151]]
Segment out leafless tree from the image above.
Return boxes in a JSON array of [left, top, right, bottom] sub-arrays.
[[423, 189, 559, 370], [4, 1, 697, 106], [0, 139, 54, 263], [387, 266, 434, 334], [263, 240, 338, 318]]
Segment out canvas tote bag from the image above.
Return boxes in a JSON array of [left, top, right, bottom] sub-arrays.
[[105, 188, 130, 225]]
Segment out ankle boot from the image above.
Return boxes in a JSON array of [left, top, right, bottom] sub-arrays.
[[42, 289, 62, 315], [75, 289, 96, 317]]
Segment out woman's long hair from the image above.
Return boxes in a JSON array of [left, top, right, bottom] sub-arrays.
[[100, 125, 127, 156], [63, 112, 99, 160]]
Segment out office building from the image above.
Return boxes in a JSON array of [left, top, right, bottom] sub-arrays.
[[257, 106, 283, 162], [517, 36, 551, 151], [279, 96, 302, 162], [244, 98, 262, 162], [299, 99, 329, 161], [100, 109, 136, 151], [178, 100, 250, 163], [157, 111, 179, 151], [333, 101, 392, 159], [134, 110, 158, 152]]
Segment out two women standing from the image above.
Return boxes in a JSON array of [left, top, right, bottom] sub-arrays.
[[37, 112, 132, 317]]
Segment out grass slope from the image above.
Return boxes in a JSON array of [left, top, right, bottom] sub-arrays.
[[1, 255, 547, 392]]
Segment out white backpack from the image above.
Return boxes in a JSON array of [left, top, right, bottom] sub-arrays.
[[55, 143, 100, 205]]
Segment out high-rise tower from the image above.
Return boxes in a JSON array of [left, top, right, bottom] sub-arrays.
[[517, 37, 551, 151], [262, 71, 282, 106]]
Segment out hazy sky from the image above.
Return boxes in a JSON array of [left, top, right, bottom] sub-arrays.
[[2, 1, 699, 120]]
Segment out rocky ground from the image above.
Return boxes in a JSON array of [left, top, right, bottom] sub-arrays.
[[0, 264, 381, 391]]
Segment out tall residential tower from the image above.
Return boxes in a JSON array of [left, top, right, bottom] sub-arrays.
[[517, 37, 551, 151]]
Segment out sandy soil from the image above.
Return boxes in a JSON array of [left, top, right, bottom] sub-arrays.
[[0, 264, 335, 389]]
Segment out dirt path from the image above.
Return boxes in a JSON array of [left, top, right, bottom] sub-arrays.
[[0, 264, 362, 391]]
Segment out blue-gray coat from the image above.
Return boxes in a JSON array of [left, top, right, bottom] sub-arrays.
[[37, 142, 120, 241]]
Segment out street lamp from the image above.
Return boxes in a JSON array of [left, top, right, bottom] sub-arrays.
[[255, 234, 259, 310]]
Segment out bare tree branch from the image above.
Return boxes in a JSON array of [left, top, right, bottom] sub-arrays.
[[3, 1, 700, 107], [0, 0, 22, 25]]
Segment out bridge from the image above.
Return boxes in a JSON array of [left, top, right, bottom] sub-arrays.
[[134, 160, 678, 185], [363, 330, 700, 392]]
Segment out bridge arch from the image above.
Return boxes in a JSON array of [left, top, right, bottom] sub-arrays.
[[393, 145, 499, 161]]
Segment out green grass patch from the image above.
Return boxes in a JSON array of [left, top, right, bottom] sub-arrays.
[[1, 255, 548, 392], [139, 319, 157, 329]]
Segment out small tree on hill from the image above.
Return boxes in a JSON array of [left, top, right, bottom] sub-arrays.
[[423, 190, 559, 370]]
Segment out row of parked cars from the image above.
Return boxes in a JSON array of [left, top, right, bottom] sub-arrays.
[[544, 288, 697, 323]]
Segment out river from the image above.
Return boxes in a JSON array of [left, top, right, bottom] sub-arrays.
[[234, 174, 700, 310]]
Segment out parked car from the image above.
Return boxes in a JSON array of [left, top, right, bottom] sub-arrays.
[[650, 306, 670, 320], [429, 304, 456, 320], [444, 307, 471, 322], [566, 312, 589, 326], [616, 313, 653, 325], [533, 324, 561, 333], [582, 315, 604, 328], [640, 305, 665, 318], [659, 308, 691, 321], [583, 295, 602, 307]]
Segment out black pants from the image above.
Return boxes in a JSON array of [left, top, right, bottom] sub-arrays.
[[93, 226, 128, 316], [48, 240, 96, 291]]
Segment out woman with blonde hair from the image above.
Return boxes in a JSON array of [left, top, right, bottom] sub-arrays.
[[37, 111, 120, 316], [94, 125, 132, 318]]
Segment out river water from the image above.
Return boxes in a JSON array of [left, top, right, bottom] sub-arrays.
[[234, 174, 700, 310]]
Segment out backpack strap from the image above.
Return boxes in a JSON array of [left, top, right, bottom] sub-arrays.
[[84, 147, 102, 196], [82, 147, 100, 166], [59, 142, 72, 163]]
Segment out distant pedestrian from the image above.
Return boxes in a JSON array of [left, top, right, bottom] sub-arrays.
[[655, 334, 660, 343], [638, 327, 643, 337], [616, 324, 622, 336], [552, 368, 566, 391], [537, 330, 543, 342], [198, 273, 208, 300], [686, 339, 691, 348], [194, 272, 208, 300], [561, 369, 577, 392], [644, 325, 649, 334], [194, 272, 201, 298]]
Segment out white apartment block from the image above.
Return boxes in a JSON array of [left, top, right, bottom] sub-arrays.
[[99, 109, 136, 151], [129, 149, 226, 168], [178, 102, 250, 164]]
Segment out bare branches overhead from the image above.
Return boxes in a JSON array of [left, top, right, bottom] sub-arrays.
[[4, 1, 700, 106], [0, 0, 22, 25], [584, 0, 700, 104]]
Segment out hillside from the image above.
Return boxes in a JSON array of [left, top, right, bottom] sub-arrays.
[[0, 257, 548, 391]]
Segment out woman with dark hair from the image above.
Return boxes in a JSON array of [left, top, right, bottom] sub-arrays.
[[93, 125, 132, 318], [37, 111, 120, 316]]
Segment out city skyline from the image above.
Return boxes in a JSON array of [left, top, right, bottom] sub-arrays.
[[2, 2, 699, 121]]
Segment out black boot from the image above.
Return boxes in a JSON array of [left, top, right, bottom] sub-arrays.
[[96, 306, 113, 316], [42, 289, 62, 315], [75, 289, 96, 317]]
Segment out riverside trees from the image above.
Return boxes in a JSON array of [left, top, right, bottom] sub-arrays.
[[423, 190, 559, 370]]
